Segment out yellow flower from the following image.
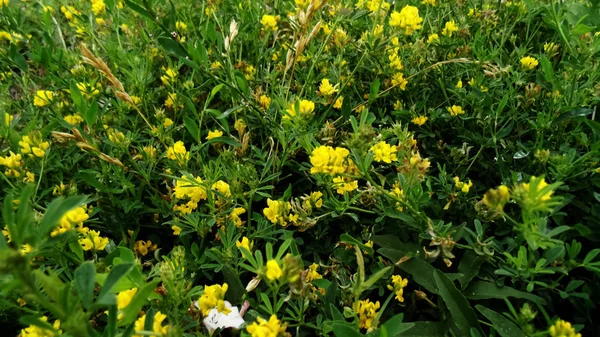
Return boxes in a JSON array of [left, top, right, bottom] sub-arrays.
[[259, 94, 271, 109], [453, 177, 473, 193], [76, 82, 101, 99], [24, 171, 35, 183], [33, 90, 53, 107], [176, 21, 187, 32], [285, 99, 315, 119], [52, 206, 89, 237], [19, 134, 50, 158], [421, 0, 436, 5], [0, 0, 8, 8], [354, 299, 380, 330], [246, 315, 287, 337], [134, 311, 168, 337], [318, 79, 338, 96], [427, 33, 439, 44], [91, 0, 106, 16], [133, 240, 157, 256], [21, 316, 62, 337], [143, 146, 157, 158], [211, 180, 232, 198], [116, 288, 137, 310], [210, 61, 222, 70], [161, 68, 178, 85], [333, 96, 344, 109], [305, 263, 322, 282], [370, 141, 398, 163], [64, 114, 84, 125], [548, 319, 581, 337], [163, 118, 173, 128], [3, 112, 13, 126], [230, 207, 246, 227], [310, 145, 350, 175], [165, 141, 189, 165], [303, 191, 324, 210], [236, 236, 253, 258], [79, 230, 109, 251], [411, 116, 428, 126], [482, 185, 510, 212], [442, 20, 459, 37], [107, 128, 125, 144], [263, 198, 293, 226], [391, 72, 408, 90], [206, 129, 223, 140], [164, 93, 177, 108], [261, 14, 278, 31], [198, 284, 230, 316], [173, 175, 207, 213], [332, 176, 358, 195], [60, 5, 81, 20], [389, 185, 405, 211], [266, 259, 283, 281], [456, 79, 463, 89], [387, 275, 408, 303], [520, 56, 538, 70], [447, 105, 465, 116], [389, 5, 423, 35], [171, 225, 182, 235], [520, 176, 553, 201]]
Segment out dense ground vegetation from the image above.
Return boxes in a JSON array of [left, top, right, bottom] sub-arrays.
[[1, 0, 600, 336]]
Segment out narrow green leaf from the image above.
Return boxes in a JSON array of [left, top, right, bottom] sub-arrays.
[[158, 36, 189, 58], [333, 323, 363, 337], [378, 248, 438, 294], [457, 251, 485, 289], [70, 80, 86, 113], [434, 270, 482, 336], [398, 321, 447, 337], [184, 116, 200, 142], [74, 262, 96, 309], [475, 305, 526, 337], [362, 266, 392, 291], [119, 279, 160, 325], [464, 281, 545, 305], [97, 264, 134, 305], [85, 101, 99, 126], [123, 0, 154, 20], [201, 136, 241, 148]]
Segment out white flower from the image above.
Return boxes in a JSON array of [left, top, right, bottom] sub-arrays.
[[200, 301, 245, 333]]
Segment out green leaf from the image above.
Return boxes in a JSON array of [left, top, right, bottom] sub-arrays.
[[369, 78, 380, 103], [554, 108, 594, 123], [70, 80, 86, 113], [68, 238, 84, 262], [475, 305, 526, 337], [158, 36, 189, 58], [333, 323, 363, 337], [39, 196, 87, 236], [362, 266, 392, 291], [222, 265, 245, 304], [97, 264, 134, 306], [9, 45, 28, 71], [340, 233, 373, 255], [85, 101, 99, 126], [378, 248, 438, 294], [184, 116, 200, 142], [201, 136, 241, 148], [119, 279, 160, 326], [399, 321, 447, 337], [464, 281, 546, 305], [377, 314, 413, 337], [123, 0, 154, 20], [539, 55, 554, 84], [434, 270, 482, 336], [457, 251, 485, 289], [74, 262, 96, 309]]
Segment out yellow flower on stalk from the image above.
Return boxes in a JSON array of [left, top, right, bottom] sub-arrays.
[[76, 82, 101, 99], [548, 319, 581, 337], [427, 33, 440, 44], [60, 6, 81, 20], [387, 275, 408, 302], [90, 0, 106, 16], [210, 61, 222, 70], [133, 240, 157, 256], [333, 96, 343, 109], [79, 230, 109, 251], [161, 68, 178, 85], [285, 99, 315, 119], [391, 72, 408, 90], [116, 288, 137, 310], [176, 21, 187, 32], [447, 105, 465, 116], [33, 90, 53, 107], [422, 0, 436, 5], [520, 176, 553, 201], [442, 20, 459, 37], [0, 0, 8, 9], [134, 312, 168, 337], [305, 263, 322, 282], [165, 141, 189, 165], [163, 118, 174, 128], [107, 128, 125, 144], [246, 315, 287, 337], [263, 198, 294, 226], [411, 116, 428, 126], [19, 134, 50, 158], [456, 79, 463, 89], [21, 316, 62, 337], [230, 207, 246, 227], [318, 78, 338, 96], [198, 283, 230, 316], [3, 112, 13, 126], [64, 114, 84, 125], [173, 175, 207, 213], [206, 130, 223, 140], [309, 146, 350, 175], [51, 206, 90, 237], [354, 299, 380, 330], [266, 259, 283, 281], [332, 176, 358, 195], [370, 141, 398, 163], [236, 236, 253, 258], [389, 5, 423, 35], [260, 14, 278, 31], [258, 94, 271, 109], [389, 184, 404, 211], [24, 171, 35, 183], [171, 225, 182, 235], [164, 93, 177, 108], [453, 177, 473, 193], [211, 180, 232, 198], [520, 56, 538, 70]]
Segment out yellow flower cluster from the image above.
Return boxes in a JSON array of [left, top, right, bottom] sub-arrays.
[[33, 90, 53, 107], [332, 176, 358, 194], [206, 129, 223, 140], [173, 175, 207, 214], [76, 82, 101, 99], [21, 316, 61, 337], [520, 56, 539, 70], [107, 128, 125, 144], [263, 198, 297, 226], [318, 78, 338, 96], [198, 283, 230, 316], [453, 177, 473, 193], [229, 207, 246, 227], [236, 236, 253, 258], [161, 67, 178, 85], [64, 114, 84, 125], [0, 151, 23, 177], [19, 133, 50, 158], [246, 315, 287, 337], [309, 146, 350, 175], [261, 14, 278, 31], [305, 263, 322, 282], [548, 320, 581, 337], [51, 206, 90, 237], [389, 184, 404, 211], [370, 141, 398, 164], [133, 239, 157, 256], [387, 275, 408, 302], [259, 94, 271, 109], [389, 5, 423, 35], [78, 230, 109, 251], [266, 259, 283, 280], [447, 105, 465, 116], [411, 115, 428, 126], [354, 299, 380, 330], [134, 312, 168, 337], [482, 185, 510, 212], [302, 191, 323, 211], [90, 0, 106, 16], [165, 141, 189, 165], [519, 176, 553, 201], [285, 99, 315, 119], [391, 72, 408, 90], [442, 20, 459, 37]]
